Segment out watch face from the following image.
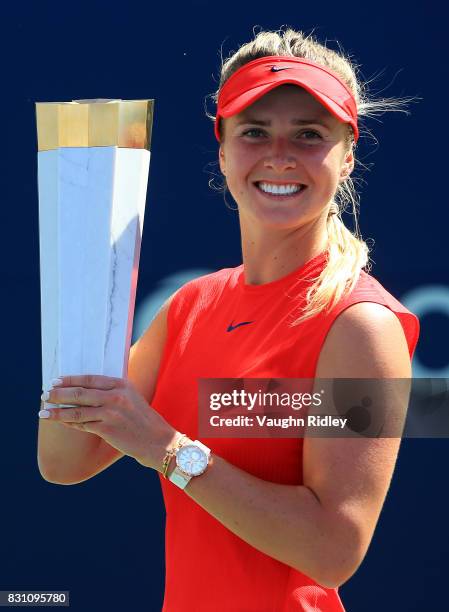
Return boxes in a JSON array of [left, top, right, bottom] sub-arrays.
[[176, 444, 208, 476]]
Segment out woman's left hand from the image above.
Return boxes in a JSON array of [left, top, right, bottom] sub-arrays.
[[39, 374, 179, 472]]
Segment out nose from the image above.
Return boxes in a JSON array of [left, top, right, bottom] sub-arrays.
[[263, 138, 297, 172]]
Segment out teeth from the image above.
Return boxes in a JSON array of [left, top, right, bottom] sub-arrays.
[[258, 182, 302, 195]]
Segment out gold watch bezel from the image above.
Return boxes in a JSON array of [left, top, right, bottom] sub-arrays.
[[175, 443, 210, 477]]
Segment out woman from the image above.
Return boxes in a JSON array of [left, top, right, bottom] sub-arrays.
[[38, 28, 419, 611]]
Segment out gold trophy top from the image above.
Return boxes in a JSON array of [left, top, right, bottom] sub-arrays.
[[36, 99, 154, 151]]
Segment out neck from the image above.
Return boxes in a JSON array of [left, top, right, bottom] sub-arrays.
[[239, 214, 329, 285]]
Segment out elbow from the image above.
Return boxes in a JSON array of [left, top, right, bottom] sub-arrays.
[[37, 457, 60, 484], [39, 470, 89, 485], [288, 546, 362, 590], [38, 465, 76, 485], [37, 458, 88, 486], [323, 539, 365, 589], [40, 475, 75, 486], [309, 552, 362, 590], [304, 518, 366, 590], [38, 470, 69, 485], [314, 563, 360, 590]]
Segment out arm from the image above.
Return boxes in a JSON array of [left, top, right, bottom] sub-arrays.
[[37, 293, 174, 484], [165, 302, 412, 588]]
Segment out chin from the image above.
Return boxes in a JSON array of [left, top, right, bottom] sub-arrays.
[[250, 209, 312, 231]]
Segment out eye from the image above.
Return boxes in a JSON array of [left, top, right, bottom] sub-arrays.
[[298, 129, 322, 141], [241, 128, 266, 138]]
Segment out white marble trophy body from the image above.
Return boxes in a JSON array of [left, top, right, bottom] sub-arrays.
[[36, 99, 154, 397]]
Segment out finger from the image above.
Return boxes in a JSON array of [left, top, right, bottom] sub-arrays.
[[40, 406, 104, 423], [62, 421, 105, 435], [62, 421, 87, 430], [42, 386, 111, 407], [49, 374, 125, 391]]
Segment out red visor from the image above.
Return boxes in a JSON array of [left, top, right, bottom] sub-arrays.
[[215, 55, 359, 142]]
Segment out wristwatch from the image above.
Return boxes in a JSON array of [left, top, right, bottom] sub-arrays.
[[168, 440, 211, 490]]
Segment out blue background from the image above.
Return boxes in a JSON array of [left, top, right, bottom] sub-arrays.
[[2, 1, 448, 610]]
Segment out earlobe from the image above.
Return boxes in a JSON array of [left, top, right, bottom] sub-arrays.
[[340, 166, 351, 181], [219, 147, 226, 175]]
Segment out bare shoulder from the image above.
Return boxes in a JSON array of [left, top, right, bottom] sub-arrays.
[[317, 301, 411, 378]]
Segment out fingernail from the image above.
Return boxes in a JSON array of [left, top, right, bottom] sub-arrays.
[[51, 378, 63, 387], [41, 391, 50, 401], [39, 410, 51, 419]]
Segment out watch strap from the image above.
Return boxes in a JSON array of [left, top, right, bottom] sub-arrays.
[[169, 467, 192, 490], [191, 440, 211, 456]]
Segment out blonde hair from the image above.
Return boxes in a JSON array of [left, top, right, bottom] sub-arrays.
[[210, 27, 412, 324]]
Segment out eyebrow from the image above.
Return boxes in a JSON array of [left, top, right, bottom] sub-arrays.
[[235, 116, 331, 128]]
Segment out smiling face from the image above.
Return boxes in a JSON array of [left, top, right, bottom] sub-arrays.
[[218, 85, 354, 232]]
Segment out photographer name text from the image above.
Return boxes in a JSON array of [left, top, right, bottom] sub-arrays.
[[209, 415, 348, 429]]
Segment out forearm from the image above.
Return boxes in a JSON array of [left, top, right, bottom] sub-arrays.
[[38, 401, 102, 482], [166, 444, 341, 588]]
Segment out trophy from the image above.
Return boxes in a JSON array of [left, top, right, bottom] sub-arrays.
[[36, 99, 154, 394]]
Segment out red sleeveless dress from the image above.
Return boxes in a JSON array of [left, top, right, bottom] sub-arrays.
[[151, 252, 420, 611]]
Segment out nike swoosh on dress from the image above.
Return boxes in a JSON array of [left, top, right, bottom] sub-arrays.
[[226, 321, 255, 332]]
